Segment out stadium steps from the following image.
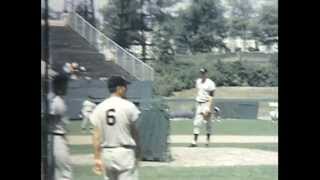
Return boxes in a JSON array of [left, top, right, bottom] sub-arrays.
[[42, 22, 136, 81]]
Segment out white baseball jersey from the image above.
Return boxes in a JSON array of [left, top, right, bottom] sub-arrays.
[[195, 78, 216, 102], [81, 100, 96, 114], [90, 96, 141, 148], [49, 95, 68, 135]]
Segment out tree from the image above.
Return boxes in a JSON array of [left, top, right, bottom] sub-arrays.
[[177, 0, 228, 54], [152, 14, 176, 64], [150, 0, 185, 63], [101, 0, 179, 62], [226, 0, 256, 50], [259, 4, 278, 43], [101, 0, 141, 49], [251, 2, 278, 45], [75, 0, 96, 27]]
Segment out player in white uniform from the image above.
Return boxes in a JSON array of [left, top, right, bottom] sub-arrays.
[[90, 76, 141, 180], [190, 68, 216, 147], [81, 96, 96, 133], [49, 74, 73, 180]]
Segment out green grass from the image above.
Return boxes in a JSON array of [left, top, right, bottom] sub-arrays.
[[68, 119, 278, 136], [67, 121, 91, 135], [73, 165, 278, 180], [70, 143, 277, 155], [170, 119, 278, 135]]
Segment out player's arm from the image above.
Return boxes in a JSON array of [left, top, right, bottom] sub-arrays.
[[90, 110, 103, 173], [92, 126, 101, 161]]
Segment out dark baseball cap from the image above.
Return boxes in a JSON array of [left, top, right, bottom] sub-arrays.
[[200, 68, 208, 73], [108, 76, 131, 89]]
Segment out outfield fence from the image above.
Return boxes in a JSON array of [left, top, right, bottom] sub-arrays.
[[164, 97, 278, 120]]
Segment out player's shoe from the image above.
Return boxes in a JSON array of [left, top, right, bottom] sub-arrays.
[[189, 144, 198, 147]]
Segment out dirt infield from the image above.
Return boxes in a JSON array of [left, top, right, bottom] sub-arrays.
[[71, 147, 277, 167], [68, 135, 278, 145]]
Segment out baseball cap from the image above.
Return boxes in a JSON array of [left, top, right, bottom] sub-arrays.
[[200, 68, 208, 73], [108, 76, 131, 89]]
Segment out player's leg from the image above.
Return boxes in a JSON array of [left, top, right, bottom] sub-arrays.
[[205, 120, 213, 147], [118, 148, 138, 180], [81, 112, 88, 133], [190, 103, 203, 147], [53, 135, 73, 180], [102, 149, 117, 180], [118, 168, 138, 180], [203, 102, 213, 147], [103, 148, 136, 179]]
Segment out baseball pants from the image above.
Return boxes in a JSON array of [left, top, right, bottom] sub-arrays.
[[193, 101, 213, 135], [53, 135, 73, 180], [102, 147, 138, 180], [81, 112, 93, 130]]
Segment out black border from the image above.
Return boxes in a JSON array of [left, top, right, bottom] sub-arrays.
[[2, 1, 39, 179], [278, 0, 317, 179], [3, 0, 315, 179]]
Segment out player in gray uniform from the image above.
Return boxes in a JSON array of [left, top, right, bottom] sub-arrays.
[[49, 74, 73, 180], [190, 68, 216, 147], [90, 76, 141, 180]]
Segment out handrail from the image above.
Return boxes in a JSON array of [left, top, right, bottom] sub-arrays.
[[66, 11, 154, 81]]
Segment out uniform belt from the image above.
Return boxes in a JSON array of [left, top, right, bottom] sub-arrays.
[[50, 132, 65, 136], [197, 101, 208, 104], [103, 145, 136, 149]]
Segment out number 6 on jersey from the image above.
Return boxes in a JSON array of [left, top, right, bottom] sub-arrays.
[[106, 109, 116, 125]]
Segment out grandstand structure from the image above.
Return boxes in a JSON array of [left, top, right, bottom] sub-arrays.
[[41, 11, 154, 81]]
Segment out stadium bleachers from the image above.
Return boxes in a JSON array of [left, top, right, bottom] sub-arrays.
[[41, 23, 136, 81]]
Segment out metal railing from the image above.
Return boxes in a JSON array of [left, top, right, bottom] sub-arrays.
[[66, 11, 154, 81]]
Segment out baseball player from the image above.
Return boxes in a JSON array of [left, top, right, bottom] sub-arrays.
[[190, 68, 216, 147], [90, 76, 141, 180], [48, 73, 73, 180], [80, 96, 96, 133]]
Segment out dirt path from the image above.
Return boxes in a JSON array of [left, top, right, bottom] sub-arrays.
[[68, 135, 278, 145], [71, 147, 277, 167]]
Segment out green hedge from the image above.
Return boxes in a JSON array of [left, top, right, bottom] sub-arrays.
[[153, 55, 278, 96]]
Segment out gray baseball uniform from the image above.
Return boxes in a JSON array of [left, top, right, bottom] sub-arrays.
[[49, 95, 72, 180], [193, 78, 216, 134], [90, 96, 141, 180]]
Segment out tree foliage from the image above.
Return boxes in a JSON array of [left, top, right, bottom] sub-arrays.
[[251, 2, 278, 44], [101, 0, 142, 49], [226, 0, 255, 38], [176, 0, 228, 54]]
